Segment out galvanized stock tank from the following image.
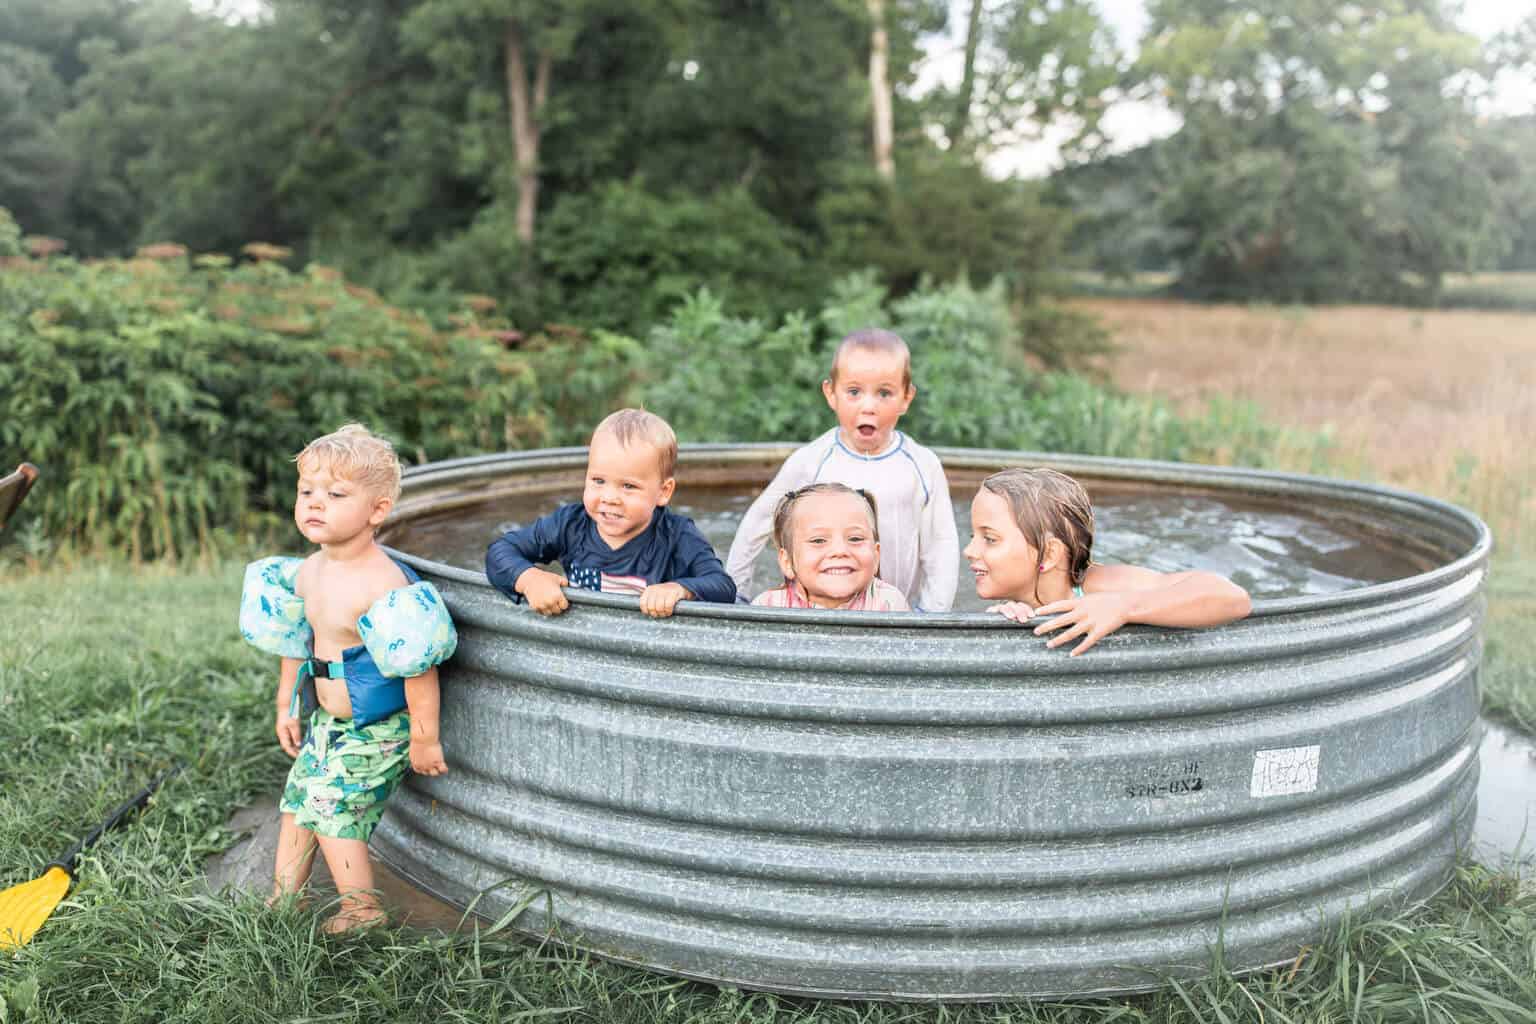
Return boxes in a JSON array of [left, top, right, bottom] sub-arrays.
[[372, 445, 1488, 1001]]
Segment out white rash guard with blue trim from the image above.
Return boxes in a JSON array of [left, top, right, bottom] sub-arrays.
[[725, 428, 960, 611]]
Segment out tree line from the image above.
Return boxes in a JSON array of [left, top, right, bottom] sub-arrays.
[[1058, 0, 1536, 303], [3, 0, 1532, 323]]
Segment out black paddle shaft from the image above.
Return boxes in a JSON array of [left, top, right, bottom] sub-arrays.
[[45, 766, 181, 877]]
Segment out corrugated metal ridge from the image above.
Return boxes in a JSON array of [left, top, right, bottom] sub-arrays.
[[391, 738, 1474, 885], [445, 620, 1475, 724]]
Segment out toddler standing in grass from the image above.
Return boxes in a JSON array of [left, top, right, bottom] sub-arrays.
[[239, 424, 457, 932], [726, 329, 959, 610], [966, 467, 1251, 653]]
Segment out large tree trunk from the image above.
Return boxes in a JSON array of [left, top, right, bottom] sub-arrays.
[[504, 19, 550, 246], [867, 0, 894, 181], [949, 0, 984, 147]]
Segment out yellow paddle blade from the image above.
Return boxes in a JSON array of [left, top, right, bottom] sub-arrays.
[[0, 867, 72, 950]]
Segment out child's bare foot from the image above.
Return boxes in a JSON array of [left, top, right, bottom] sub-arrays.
[[322, 906, 388, 934]]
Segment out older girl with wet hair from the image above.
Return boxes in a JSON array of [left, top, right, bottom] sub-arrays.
[[752, 482, 909, 611], [965, 468, 1250, 654]]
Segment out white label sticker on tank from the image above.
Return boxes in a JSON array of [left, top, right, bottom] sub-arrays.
[[1250, 745, 1321, 798]]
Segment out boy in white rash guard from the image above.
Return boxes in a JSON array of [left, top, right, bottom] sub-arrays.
[[725, 328, 959, 611]]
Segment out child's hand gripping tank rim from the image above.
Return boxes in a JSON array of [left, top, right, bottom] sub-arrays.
[[239, 556, 459, 725]]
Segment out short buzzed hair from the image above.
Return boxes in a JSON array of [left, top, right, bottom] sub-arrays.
[[828, 328, 912, 391], [294, 423, 402, 501], [592, 408, 678, 480]]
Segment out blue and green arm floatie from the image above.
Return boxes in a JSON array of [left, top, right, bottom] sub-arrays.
[[239, 556, 458, 727]]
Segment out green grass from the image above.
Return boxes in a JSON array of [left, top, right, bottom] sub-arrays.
[[1441, 272, 1536, 313], [2, 564, 1535, 1022], [1484, 556, 1536, 734]]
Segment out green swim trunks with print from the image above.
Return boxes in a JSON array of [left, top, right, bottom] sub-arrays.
[[280, 709, 411, 841]]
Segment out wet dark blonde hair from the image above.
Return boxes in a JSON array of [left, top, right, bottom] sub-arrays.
[[828, 328, 913, 392], [593, 408, 678, 480], [771, 482, 880, 552], [978, 468, 1094, 586], [294, 423, 402, 501]]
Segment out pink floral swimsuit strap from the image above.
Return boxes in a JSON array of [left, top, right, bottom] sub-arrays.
[[765, 581, 895, 611]]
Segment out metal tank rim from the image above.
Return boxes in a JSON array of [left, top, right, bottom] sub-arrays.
[[383, 442, 1492, 624]]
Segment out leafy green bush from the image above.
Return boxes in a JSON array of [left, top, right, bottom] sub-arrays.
[[538, 183, 820, 335], [347, 205, 548, 331], [0, 219, 1326, 564], [349, 183, 823, 338], [644, 271, 1330, 477], [885, 279, 1036, 448], [646, 275, 1040, 450], [646, 277, 1041, 446], [0, 207, 22, 258], [817, 154, 1075, 300], [643, 291, 826, 443], [1021, 374, 1336, 469], [521, 325, 648, 447], [1013, 300, 1117, 373], [0, 248, 554, 559]]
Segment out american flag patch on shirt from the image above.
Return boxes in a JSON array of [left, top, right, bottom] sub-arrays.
[[568, 567, 649, 596]]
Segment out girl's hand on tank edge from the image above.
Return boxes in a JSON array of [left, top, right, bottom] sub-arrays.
[[410, 740, 449, 776], [1033, 593, 1134, 656], [276, 713, 302, 757], [986, 601, 1036, 623], [639, 582, 691, 618], [517, 567, 570, 615]]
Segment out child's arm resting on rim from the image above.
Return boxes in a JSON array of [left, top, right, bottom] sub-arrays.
[[1033, 565, 1252, 656], [645, 519, 737, 617], [404, 667, 447, 776], [486, 508, 573, 613], [515, 567, 572, 615]]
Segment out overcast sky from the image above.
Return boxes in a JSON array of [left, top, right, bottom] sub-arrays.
[[917, 0, 1536, 177]]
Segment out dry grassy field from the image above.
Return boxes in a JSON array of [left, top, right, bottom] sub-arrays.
[[1079, 297, 1535, 552]]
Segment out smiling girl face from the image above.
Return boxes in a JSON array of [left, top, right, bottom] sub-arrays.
[[777, 490, 881, 608]]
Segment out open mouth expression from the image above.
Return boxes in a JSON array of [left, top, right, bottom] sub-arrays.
[[823, 349, 914, 456]]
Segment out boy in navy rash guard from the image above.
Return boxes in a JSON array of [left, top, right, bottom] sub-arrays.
[[485, 409, 736, 617]]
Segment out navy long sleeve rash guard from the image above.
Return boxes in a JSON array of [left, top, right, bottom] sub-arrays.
[[485, 503, 737, 606]]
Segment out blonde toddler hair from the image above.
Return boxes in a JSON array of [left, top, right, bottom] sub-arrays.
[[771, 482, 880, 551], [293, 423, 402, 501], [829, 328, 913, 391], [593, 408, 678, 480], [978, 468, 1095, 586]]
